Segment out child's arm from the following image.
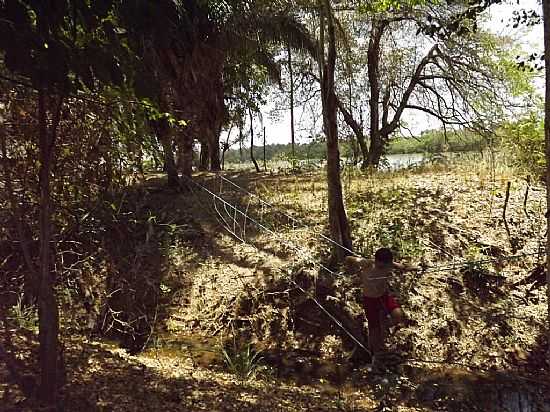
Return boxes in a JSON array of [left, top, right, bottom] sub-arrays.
[[344, 256, 366, 287], [344, 256, 363, 272], [392, 261, 421, 272]]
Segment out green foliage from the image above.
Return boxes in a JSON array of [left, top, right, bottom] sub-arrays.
[[464, 244, 486, 272], [388, 129, 487, 155], [8, 294, 38, 332], [221, 341, 264, 382], [355, 216, 424, 259], [350, 186, 425, 260], [0, 0, 125, 91], [140, 99, 187, 126], [500, 112, 544, 177], [224, 140, 327, 164], [358, 0, 437, 13]]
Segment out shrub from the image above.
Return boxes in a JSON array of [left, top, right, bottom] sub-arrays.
[[501, 112, 544, 178]]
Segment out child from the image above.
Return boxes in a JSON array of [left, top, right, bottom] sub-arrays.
[[345, 248, 418, 356]]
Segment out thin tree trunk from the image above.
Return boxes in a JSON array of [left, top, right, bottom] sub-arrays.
[[335, 98, 369, 165], [156, 90, 179, 186], [288, 42, 296, 158], [321, 0, 352, 263], [199, 142, 209, 171], [542, 0, 550, 360], [366, 20, 387, 168], [221, 148, 227, 170], [37, 89, 62, 406], [208, 139, 221, 171], [308, 71, 369, 163], [319, 7, 325, 81], [175, 141, 185, 173], [180, 131, 194, 178], [249, 108, 260, 172], [368, 134, 386, 168], [239, 128, 243, 163], [221, 126, 233, 171], [263, 126, 267, 171], [208, 127, 221, 172], [155, 120, 179, 186], [347, 66, 359, 165]]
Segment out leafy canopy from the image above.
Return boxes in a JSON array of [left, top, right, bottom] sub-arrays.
[[0, 0, 125, 91]]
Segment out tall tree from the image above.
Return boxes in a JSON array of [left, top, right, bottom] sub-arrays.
[[0, 1, 124, 405], [542, 0, 550, 360], [366, 17, 386, 167], [302, 2, 532, 168], [122, 0, 315, 177], [320, 0, 353, 262]]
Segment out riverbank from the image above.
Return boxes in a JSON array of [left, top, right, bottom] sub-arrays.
[[2, 157, 548, 411]]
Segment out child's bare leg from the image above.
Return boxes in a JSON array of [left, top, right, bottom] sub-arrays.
[[368, 325, 384, 355], [390, 308, 404, 326]]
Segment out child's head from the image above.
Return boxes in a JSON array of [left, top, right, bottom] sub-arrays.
[[374, 248, 393, 268]]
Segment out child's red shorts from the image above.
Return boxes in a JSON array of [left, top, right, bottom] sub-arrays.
[[363, 293, 400, 328]]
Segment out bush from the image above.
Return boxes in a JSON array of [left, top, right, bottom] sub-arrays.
[[501, 113, 544, 178]]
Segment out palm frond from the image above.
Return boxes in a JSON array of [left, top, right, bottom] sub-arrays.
[[250, 13, 318, 58], [255, 49, 282, 85]]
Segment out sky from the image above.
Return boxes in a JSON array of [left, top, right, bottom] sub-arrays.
[[245, 0, 544, 147]]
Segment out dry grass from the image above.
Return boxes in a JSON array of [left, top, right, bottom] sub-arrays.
[[164, 155, 548, 396]]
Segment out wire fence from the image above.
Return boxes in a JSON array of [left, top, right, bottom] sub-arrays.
[[183, 173, 547, 363], [183, 175, 373, 356], [211, 173, 545, 277]]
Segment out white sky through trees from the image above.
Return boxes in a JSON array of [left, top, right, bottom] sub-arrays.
[[229, 1, 544, 148]]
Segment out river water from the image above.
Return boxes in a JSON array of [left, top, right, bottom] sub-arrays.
[[383, 153, 427, 170], [228, 152, 473, 173]]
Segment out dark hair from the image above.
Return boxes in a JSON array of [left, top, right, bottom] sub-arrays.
[[374, 248, 393, 264]]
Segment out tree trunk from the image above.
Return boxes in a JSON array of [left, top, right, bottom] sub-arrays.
[[365, 20, 386, 169], [288, 42, 296, 158], [175, 141, 184, 173], [542, 0, 550, 360], [179, 131, 194, 178], [155, 120, 179, 186], [221, 147, 227, 170], [263, 127, 267, 171], [239, 127, 243, 163], [350, 137, 361, 166], [321, 0, 352, 263], [208, 129, 221, 172], [346, 63, 360, 166], [308, 72, 369, 164], [249, 108, 260, 172], [37, 89, 62, 407], [367, 132, 385, 168], [335, 97, 369, 165], [199, 142, 209, 171], [221, 126, 233, 171]]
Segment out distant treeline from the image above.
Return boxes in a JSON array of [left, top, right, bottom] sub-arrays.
[[223, 142, 328, 163], [224, 129, 488, 163], [387, 129, 488, 154]]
